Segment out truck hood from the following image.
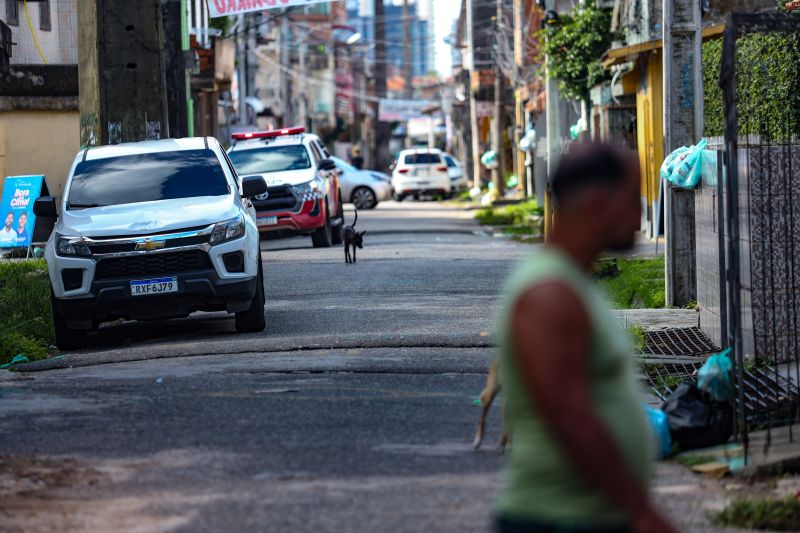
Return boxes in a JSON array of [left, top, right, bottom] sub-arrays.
[[243, 169, 316, 187], [57, 196, 239, 237]]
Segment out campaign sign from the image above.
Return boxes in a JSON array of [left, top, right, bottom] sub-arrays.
[[0, 175, 45, 249]]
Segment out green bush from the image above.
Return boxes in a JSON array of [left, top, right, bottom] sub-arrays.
[[703, 32, 800, 141], [597, 257, 665, 309], [0, 260, 54, 365]]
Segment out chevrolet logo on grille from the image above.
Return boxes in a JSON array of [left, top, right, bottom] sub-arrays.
[[135, 240, 165, 252]]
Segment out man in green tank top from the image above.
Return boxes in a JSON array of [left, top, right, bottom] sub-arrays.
[[495, 144, 675, 533]]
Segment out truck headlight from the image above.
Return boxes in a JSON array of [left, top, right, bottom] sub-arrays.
[[292, 179, 323, 201], [210, 215, 245, 245], [56, 235, 91, 257]]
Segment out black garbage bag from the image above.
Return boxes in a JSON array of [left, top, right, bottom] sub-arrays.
[[662, 382, 734, 451]]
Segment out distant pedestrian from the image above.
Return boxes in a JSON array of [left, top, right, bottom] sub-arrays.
[[350, 146, 364, 170], [495, 143, 675, 533]]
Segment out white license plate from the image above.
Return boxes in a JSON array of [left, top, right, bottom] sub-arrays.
[[130, 277, 178, 296], [257, 216, 278, 227]]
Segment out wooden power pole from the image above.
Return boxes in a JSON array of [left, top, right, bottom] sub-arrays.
[[78, 0, 169, 147], [492, 0, 506, 194]]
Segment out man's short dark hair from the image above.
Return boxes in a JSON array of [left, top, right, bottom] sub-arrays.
[[551, 143, 630, 205]]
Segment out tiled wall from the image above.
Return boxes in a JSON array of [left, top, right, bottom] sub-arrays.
[[696, 140, 800, 362], [4, 0, 77, 65]]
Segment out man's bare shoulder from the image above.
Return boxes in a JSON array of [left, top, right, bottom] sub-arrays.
[[512, 280, 591, 331]]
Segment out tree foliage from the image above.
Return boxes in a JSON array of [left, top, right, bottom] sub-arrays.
[[539, 1, 617, 101]]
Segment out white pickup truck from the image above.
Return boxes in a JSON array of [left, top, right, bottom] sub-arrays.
[[35, 137, 268, 350]]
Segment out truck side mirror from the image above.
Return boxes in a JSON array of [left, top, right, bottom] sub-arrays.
[[318, 159, 336, 172], [242, 175, 268, 198]]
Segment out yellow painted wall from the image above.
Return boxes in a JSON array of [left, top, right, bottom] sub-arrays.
[[634, 51, 664, 237], [0, 111, 80, 202]]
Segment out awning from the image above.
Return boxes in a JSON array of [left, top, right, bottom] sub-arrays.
[[601, 24, 726, 69]]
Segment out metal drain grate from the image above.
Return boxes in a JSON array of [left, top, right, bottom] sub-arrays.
[[738, 368, 800, 427], [639, 327, 719, 357], [643, 362, 703, 402]]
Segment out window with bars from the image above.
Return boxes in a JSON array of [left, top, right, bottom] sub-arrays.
[[5, 0, 19, 26], [39, 0, 50, 31]]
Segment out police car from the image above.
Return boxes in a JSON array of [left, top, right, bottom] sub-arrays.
[[227, 127, 344, 247]]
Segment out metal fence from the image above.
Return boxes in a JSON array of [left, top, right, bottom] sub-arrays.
[[720, 13, 800, 455]]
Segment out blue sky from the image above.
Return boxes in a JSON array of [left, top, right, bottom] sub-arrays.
[[434, 2, 458, 74]]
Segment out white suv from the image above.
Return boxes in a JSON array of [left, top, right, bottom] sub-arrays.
[[34, 137, 268, 350], [391, 148, 451, 201]]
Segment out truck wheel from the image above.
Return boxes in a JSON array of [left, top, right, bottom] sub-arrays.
[[311, 206, 333, 248], [331, 192, 344, 245], [51, 291, 88, 350], [235, 255, 266, 333]]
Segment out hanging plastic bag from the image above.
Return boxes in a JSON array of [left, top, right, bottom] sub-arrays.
[[663, 382, 733, 451], [697, 348, 733, 402], [661, 138, 708, 189], [660, 146, 689, 181], [643, 404, 673, 459]]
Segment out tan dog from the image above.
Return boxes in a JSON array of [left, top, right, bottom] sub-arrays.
[[472, 358, 509, 452]]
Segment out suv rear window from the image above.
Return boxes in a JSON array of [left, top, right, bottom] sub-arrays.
[[67, 149, 229, 209], [403, 153, 442, 165], [228, 145, 312, 174]]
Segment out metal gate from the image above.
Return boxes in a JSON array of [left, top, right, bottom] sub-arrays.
[[720, 12, 800, 455]]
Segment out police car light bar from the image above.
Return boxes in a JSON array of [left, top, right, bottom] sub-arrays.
[[231, 127, 305, 140]]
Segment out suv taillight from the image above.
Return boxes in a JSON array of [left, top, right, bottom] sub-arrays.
[[436, 166, 447, 172], [397, 168, 409, 174]]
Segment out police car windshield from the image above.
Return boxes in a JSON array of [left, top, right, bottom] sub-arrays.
[[67, 149, 229, 209], [228, 145, 312, 174]]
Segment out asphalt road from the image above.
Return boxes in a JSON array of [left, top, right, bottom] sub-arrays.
[[0, 201, 529, 533]]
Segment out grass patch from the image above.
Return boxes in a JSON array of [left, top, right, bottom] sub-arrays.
[[627, 325, 646, 351], [715, 497, 800, 531], [673, 454, 716, 468], [0, 260, 55, 366], [597, 257, 665, 309], [475, 200, 543, 227], [475, 200, 544, 240]]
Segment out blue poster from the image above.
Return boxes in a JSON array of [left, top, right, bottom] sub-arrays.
[[0, 175, 45, 248]]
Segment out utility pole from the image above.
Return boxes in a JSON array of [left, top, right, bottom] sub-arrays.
[[491, 0, 506, 194], [373, 0, 391, 171], [543, 0, 560, 237], [237, 13, 247, 125], [279, 10, 292, 126], [78, 0, 169, 146], [162, 0, 189, 138], [466, 0, 482, 190], [402, 0, 413, 101], [663, 0, 701, 306]]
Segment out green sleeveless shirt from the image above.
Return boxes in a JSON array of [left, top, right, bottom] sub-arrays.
[[496, 248, 653, 527]]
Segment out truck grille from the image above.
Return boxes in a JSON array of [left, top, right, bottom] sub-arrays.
[[89, 234, 209, 255], [253, 186, 298, 212], [94, 250, 212, 280]]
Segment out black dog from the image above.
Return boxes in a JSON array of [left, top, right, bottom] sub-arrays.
[[343, 209, 366, 264]]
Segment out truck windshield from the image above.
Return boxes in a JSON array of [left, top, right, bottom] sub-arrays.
[[67, 150, 230, 209], [228, 145, 312, 174]]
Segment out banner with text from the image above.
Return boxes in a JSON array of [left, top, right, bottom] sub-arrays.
[[378, 99, 439, 122], [207, 0, 335, 17], [0, 175, 45, 249]]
